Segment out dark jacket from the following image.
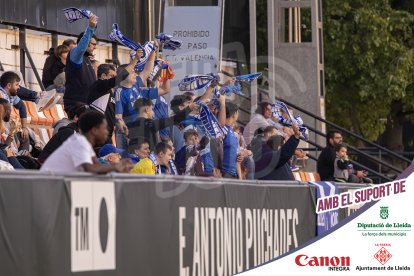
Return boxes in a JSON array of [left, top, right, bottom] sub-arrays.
[[42, 55, 65, 88], [317, 145, 336, 181], [64, 52, 96, 105], [254, 135, 299, 180], [87, 77, 118, 144], [42, 54, 57, 88], [37, 122, 78, 164]]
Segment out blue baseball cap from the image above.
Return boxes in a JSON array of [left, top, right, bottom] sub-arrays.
[[99, 144, 124, 158]]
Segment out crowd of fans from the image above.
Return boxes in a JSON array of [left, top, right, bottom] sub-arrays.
[[0, 13, 367, 183]]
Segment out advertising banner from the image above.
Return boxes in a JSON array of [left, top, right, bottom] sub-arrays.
[[0, 177, 315, 275], [239, 171, 414, 275]]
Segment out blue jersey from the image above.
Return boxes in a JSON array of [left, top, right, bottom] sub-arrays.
[[114, 77, 158, 126], [200, 144, 214, 174], [222, 125, 238, 177], [153, 95, 170, 138]]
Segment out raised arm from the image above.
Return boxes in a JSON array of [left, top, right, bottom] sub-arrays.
[[217, 95, 226, 128], [199, 80, 218, 103], [69, 15, 97, 66], [139, 40, 159, 81], [152, 106, 193, 131], [157, 78, 170, 96], [95, 50, 143, 95]]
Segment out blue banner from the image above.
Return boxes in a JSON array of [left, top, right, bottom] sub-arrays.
[[310, 181, 339, 235]]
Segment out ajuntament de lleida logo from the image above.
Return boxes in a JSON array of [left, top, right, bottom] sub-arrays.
[[380, 206, 389, 219]]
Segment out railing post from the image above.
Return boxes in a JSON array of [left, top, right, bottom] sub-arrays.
[[19, 27, 26, 81], [52, 33, 59, 50], [112, 42, 119, 66], [19, 26, 45, 91], [379, 149, 382, 175]]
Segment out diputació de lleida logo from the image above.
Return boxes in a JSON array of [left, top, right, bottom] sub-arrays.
[[380, 206, 389, 219]]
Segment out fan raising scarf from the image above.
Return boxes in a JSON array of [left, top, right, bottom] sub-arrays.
[[63, 7, 92, 23], [196, 100, 225, 139], [108, 23, 154, 72], [130, 42, 155, 72], [155, 33, 182, 51], [272, 101, 309, 140]]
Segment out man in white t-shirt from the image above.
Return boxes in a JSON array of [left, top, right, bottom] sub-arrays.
[[41, 110, 132, 173]]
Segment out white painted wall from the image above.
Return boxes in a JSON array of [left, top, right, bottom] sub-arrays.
[[0, 27, 131, 91]]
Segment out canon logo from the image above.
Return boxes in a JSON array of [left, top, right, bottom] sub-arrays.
[[295, 254, 350, 267]]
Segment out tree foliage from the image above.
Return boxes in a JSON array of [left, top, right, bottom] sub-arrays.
[[323, 0, 414, 142]]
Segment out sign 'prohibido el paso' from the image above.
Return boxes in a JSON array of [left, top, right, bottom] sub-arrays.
[[162, 5, 222, 98]]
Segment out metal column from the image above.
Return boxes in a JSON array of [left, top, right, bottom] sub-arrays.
[[249, 0, 258, 114], [112, 42, 119, 65], [267, 0, 276, 102], [19, 27, 26, 81], [52, 33, 59, 50]]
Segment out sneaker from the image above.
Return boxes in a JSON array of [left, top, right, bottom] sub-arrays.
[[290, 164, 300, 172]]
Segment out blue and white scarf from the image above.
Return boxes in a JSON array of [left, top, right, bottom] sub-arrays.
[[148, 153, 161, 175], [272, 101, 309, 140], [148, 60, 163, 82], [178, 74, 219, 92], [108, 23, 155, 72], [108, 23, 142, 51], [155, 33, 182, 51], [214, 72, 261, 97], [196, 100, 225, 139], [63, 7, 93, 23], [130, 42, 155, 72], [272, 101, 295, 122], [234, 72, 262, 83], [214, 82, 244, 97], [169, 160, 178, 175], [0, 86, 19, 105]]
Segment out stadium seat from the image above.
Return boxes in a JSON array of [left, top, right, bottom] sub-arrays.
[[55, 104, 67, 119], [47, 105, 63, 124], [11, 107, 19, 120], [33, 128, 52, 145], [36, 107, 53, 126], [42, 108, 59, 124], [293, 172, 301, 181], [293, 172, 321, 182], [24, 101, 46, 125]]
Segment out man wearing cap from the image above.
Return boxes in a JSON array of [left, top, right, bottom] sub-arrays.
[[98, 144, 124, 165]]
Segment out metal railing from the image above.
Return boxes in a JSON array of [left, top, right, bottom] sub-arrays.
[[19, 27, 45, 91], [258, 87, 409, 182]]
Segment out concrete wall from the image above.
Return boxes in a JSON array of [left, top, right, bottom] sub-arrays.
[[0, 27, 132, 91]]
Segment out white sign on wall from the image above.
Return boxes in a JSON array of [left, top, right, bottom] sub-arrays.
[[71, 181, 116, 272], [163, 5, 222, 98]]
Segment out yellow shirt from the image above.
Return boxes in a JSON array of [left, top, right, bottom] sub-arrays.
[[130, 158, 156, 174]]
